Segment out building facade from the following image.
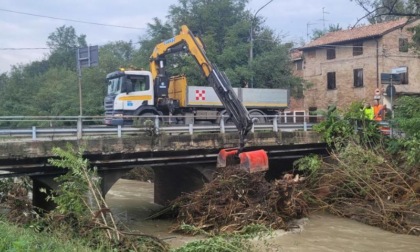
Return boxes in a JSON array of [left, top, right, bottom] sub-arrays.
[[297, 18, 420, 111]]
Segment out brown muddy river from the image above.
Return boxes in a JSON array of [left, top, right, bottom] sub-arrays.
[[106, 179, 420, 251]]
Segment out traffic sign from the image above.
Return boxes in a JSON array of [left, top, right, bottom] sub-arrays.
[[391, 66, 407, 74], [77, 45, 99, 69], [386, 85, 396, 97], [381, 73, 400, 84]]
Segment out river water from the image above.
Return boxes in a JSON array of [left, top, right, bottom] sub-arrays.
[[106, 179, 420, 251]]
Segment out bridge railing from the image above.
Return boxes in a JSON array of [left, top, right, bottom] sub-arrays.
[[0, 114, 322, 141]]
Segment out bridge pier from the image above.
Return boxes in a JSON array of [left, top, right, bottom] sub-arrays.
[[30, 169, 131, 212], [31, 175, 59, 212], [98, 169, 131, 196], [153, 165, 215, 205]]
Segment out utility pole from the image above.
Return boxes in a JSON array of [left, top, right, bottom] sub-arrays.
[[249, 0, 274, 88], [306, 22, 316, 41], [321, 7, 329, 30]]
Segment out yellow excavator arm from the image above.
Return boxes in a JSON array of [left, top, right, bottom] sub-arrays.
[[150, 25, 211, 79], [149, 25, 268, 173]]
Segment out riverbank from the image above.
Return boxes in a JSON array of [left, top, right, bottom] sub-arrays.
[[106, 179, 420, 251]]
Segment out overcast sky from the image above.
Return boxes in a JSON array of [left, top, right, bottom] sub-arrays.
[[0, 0, 367, 73]]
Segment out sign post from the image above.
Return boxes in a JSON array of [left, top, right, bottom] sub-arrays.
[[381, 72, 401, 137], [76, 45, 99, 116], [380, 73, 400, 119], [76, 46, 99, 139]]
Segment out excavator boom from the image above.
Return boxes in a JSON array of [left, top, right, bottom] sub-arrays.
[[150, 25, 268, 173]]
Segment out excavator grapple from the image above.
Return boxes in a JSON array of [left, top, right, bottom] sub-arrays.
[[217, 149, 269, 173]]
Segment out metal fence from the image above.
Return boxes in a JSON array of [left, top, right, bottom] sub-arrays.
[[0, 114, 321, 140]]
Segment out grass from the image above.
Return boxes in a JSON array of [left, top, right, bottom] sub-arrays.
[[0, 219, 101, 252]]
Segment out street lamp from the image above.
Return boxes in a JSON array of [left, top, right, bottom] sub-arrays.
[[249, 0, 274, 88]]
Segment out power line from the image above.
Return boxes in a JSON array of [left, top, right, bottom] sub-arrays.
[[0, 8, 146, 30], [0, 47, 50, 50]]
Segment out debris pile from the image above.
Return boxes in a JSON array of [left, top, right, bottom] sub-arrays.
[[171, 166, 307, 234], [298, 144, 420, 235], [1, 181, 33, 225]]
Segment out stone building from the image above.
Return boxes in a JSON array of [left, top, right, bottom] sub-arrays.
[[297, 18, 420, 112]]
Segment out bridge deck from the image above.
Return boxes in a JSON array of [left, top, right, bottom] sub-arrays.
[[0, 131, 325, 177]]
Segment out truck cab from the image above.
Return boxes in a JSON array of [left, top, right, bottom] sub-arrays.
[[104, 69, 154, 125]]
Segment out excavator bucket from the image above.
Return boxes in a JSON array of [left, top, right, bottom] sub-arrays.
[[217, 149, 269, 173]]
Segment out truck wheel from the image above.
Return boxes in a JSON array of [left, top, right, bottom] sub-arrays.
[[249, 110, 266, 124]]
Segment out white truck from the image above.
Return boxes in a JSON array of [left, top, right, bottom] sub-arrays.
[[104, 25, 289, 126], [104, 72, 289, 126]]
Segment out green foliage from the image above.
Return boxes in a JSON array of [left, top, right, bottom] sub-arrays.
[[165, 0, 253, 87], [400, 135, 420, 165], [0, 178, 14, 198], [389, 96, 420, 166], [44, 146, 168, 251], [408, 25, 420, 52], [294, 154, 322, 178], [99, 41, 137, 71], [394, 96, 420, 136], [47, 25, 87, 70], [331, 143, 385, 197], [312, 105, 354, 147], [352, 0, 418, 24], [137, 0, 303, 91], [34, 68, 79, 116], [47, 145, 94, 216], [313, 101, 382, 148], [353, 0, 420, 52], [173, 223, 270, 252], [367, 0, 407, 23], [0, 0, 306, 119], [172, 235, 250, 252], [177, 223, 211, 236], [136, 18, 174, 68], [0, 219, 97, 251], [311, 24, 342, 40]]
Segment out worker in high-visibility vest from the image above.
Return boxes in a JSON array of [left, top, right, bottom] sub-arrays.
[[373, 100, 385, 121], [363, 103, 374, 120]]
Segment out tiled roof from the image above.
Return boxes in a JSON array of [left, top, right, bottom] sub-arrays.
[[290, 49, 303, 61], [301, 18, 410, 49]]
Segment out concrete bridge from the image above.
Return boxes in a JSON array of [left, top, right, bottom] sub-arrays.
[[0, 131, 327, 210]]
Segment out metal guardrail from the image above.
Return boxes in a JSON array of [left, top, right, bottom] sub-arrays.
[[0, 115, 320, 140]]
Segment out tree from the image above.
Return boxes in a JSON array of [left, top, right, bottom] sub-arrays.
[[351, 0, 420, 24], [138, 0, 302, 91], [391, 96, 420, 165], [32, 68, 79, 116], [0, 73, 7, 93], [0, 65, 42, 117], [168, 0, 249, 55], [352, 1, 420, 50], [166, 0, 250, 85], [132, 18, 174, 72], [311, 24, 343, 40], [99, 41, 136, 71], [47, 26, 87, 70]]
